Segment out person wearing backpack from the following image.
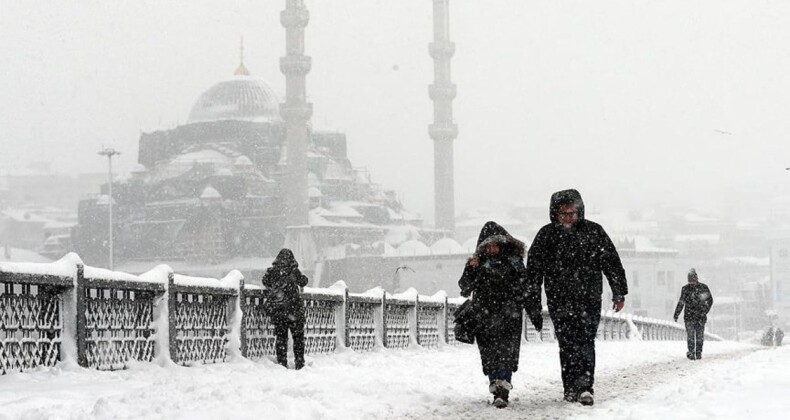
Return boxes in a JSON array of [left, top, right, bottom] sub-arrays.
[[673, 268, 714, 360], [262, 248, 309, 369]]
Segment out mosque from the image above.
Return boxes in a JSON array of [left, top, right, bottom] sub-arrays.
[[70, 61, 439, 275], [71, 1, 463, 290]]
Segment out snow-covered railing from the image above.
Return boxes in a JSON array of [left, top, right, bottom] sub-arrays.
[[80, 265, 163, 369], [0, 254, 716, 375], [0, 260, 72, 375]]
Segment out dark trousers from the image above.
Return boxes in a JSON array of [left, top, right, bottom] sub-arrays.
[[273, 314, 306, 368], [552, 304, 601, 396], [685, 320, 705, 358]]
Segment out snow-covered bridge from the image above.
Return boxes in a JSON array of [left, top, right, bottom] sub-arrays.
[[5, 254, 782, 419], [0, 341, 785, 419], [1, 253, 699, 374]]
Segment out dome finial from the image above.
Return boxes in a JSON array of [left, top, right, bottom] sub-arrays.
[[235, 35, 250, 76]]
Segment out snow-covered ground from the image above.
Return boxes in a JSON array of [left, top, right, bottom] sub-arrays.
[[0, 340, 785, 420]]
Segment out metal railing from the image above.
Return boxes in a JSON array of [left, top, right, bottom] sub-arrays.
[[1, 253, 710, 374]]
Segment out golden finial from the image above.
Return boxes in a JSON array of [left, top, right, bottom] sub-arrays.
[[235, 35, 250, 76]]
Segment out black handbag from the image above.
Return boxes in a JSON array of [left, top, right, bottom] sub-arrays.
[[453, 298, 478, 344]]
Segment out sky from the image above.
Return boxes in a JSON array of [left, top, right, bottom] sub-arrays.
[[2, 0, 790, 223]]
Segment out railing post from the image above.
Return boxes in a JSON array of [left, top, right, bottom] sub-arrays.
[[167, 273, 177, 363], [75, 264, 87, 368], [412, 295, 420, 347], [344, 288, 350, 348], [442, 296, 449, 345], [381, 293, 388, 348], [333, 286, 348, 351], [238, 278, 248, 359]]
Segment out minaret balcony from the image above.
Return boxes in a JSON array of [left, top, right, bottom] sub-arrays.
[[429, 83, 457, 101], [280, 7, 309, 28], [279, 103, 314, 122], [429, 122, 458, 141], [429, 41, 456, 59], [280, 55, 312, 75]]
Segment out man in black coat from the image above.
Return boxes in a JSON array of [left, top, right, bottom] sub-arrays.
[[525, 189, 628, 406], [674, 268, 713, 360], [262, 248, 310, 369]]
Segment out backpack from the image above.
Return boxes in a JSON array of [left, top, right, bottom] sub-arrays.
[[263, 271, 301, 315]]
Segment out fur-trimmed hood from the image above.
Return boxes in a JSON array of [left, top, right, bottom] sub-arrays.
[[474, 221, 525, 259]]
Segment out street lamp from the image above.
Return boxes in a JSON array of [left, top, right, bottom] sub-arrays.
[[97, 147, 120, 270]]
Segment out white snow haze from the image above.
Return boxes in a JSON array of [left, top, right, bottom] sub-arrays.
[[2, 0, 789, 219]]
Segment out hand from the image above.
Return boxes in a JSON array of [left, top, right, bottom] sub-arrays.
[[613, 301, 624, 312], [468, 256, 479, 268], [673, 317, 678, 323]]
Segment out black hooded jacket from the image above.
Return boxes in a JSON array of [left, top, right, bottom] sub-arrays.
[[673, 282, 713, 323], [262, 249, 309, 317], [458, 221, 531, 375], [525, 189, 628, 313]]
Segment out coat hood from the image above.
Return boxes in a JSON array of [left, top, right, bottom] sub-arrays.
[[549, 189, 585, 224], [475, 221, 526, 259], [272, 248, 298, 270]]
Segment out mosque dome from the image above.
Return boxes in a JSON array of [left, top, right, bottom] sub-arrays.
[[187, 75, 281, 124]]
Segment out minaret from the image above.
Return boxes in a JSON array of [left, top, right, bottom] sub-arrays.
[[429, 0, 458, 235], [280, 0, 312, 226], [280, 0, 316, 269]]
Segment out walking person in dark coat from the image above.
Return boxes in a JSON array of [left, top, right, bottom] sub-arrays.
[[458, 221, 541, 409], [525, 189, 628, 406], [674, 268, 713, 360], [262, 248, 309, 369]]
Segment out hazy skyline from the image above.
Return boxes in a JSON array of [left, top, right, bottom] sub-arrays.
[[2, 0, 789, 223]]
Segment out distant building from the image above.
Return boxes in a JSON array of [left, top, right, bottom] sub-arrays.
[[608, 236, 683, 320]]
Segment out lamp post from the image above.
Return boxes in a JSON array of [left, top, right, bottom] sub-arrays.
[[97, 147, 120, 270]]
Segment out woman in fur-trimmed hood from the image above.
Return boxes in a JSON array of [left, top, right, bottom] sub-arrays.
[[458, 221, 538, 408]]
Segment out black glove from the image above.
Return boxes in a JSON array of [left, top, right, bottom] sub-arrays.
[[528, 311, 543, 332], [673, 316, 678, 322]]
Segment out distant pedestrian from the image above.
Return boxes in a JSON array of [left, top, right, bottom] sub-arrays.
[[776, 327, 784, 347], [262, 248, 309, 369], [761, 327, 775, 346], [673, 268, 713, 360], [525, 189, 628, 406], [458, 221, 540, 409]]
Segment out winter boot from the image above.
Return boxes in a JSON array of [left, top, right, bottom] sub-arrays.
[[493, 389, 509, 409], [687, 352, 694, 360], [489, 380, 511, 409], [564, 391, 578, 403], [578, 391, 594, 406]]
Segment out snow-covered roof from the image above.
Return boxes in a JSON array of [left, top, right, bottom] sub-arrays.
[[234, 155, 253, 166], [385, 225, 422, 246], [721, 256, 770, 266], [200, 186, 221, 199], [675, 234, 721, 243], [326, 202, 364, 218], [614, 235, 677, 253], [397, 240, 431, 256], [429, 238, 464, 255], [455, 216, 524, 228]]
